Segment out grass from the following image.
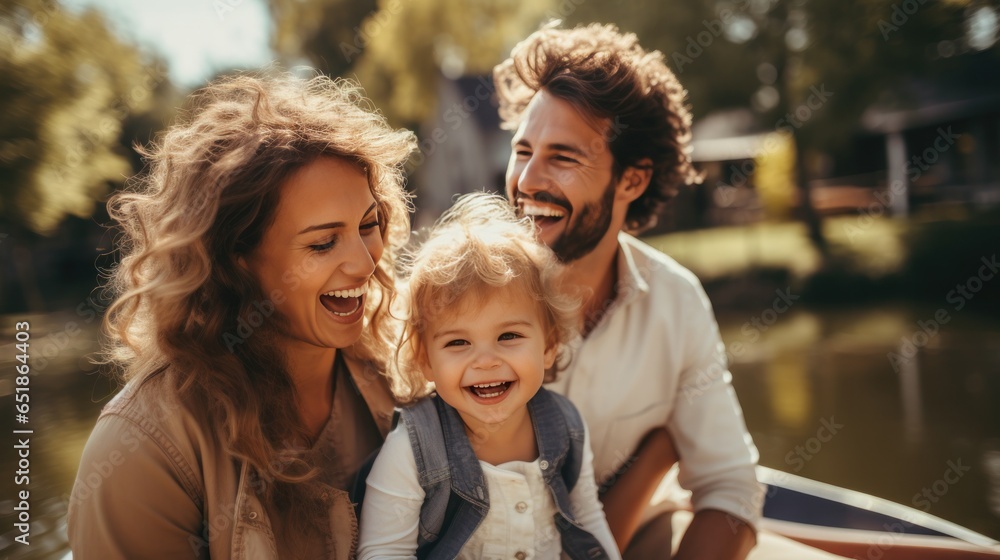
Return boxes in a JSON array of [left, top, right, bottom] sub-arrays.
[[643, 216, 907, 283]]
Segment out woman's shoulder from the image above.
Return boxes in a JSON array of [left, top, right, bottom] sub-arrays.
[[91, 368, 219, 485], [101, 368, 204, 434]]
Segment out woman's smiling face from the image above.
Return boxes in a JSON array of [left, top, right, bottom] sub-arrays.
[[243, 156, 384, 351]]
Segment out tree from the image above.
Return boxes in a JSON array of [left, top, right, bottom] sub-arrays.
[[269, 0, 556, 127], [567, 0, 985, 251], [0, 0, 161, 235], [269, 0, 379, 79]]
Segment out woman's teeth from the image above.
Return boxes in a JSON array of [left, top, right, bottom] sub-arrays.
[[325, 285, 367, 298], [327, 298, 361, 317], [321, 284, 367, 316]]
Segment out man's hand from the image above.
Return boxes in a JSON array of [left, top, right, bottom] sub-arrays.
[[599, 427, 679, 550]]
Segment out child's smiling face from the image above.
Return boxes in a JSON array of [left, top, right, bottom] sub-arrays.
[[419, 286, 556, 434]]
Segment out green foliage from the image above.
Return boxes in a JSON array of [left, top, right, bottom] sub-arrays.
[[269, 0, 556, 126], [0, 0, 162, 234]]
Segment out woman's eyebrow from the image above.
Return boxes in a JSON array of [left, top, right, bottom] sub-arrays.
[[297, 202, 377, 235]]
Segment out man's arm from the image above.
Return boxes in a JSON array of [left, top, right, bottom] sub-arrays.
[[599, 428, 677, 550], [674, 509, 756, 560]]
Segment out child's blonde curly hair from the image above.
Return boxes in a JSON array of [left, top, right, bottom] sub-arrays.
[[392, 192, 579, 402]]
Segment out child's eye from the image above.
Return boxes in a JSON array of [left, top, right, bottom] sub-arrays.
[[444, 339, 469, 347], [498, 332, 523, 341], [309, 237, 337, 252]]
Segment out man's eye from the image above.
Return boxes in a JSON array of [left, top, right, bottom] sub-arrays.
[[515, 150, 532, 157], [555, 155, 579, 163]]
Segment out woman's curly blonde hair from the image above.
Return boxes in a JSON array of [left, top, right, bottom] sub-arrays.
[[100, 73, 415, 540], [393, 193, 579, 401]]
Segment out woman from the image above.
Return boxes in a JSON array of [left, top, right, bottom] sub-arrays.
[[67, 73, 416, 559]]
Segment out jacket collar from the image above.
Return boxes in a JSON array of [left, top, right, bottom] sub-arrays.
[[343, 353, 396, 439], [434, 388, 568, 508]]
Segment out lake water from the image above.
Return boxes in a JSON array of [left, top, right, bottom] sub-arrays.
[[1, 303, 998, 558]]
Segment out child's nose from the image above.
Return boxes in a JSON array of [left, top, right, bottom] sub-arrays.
[[471, 350, 502, 370]]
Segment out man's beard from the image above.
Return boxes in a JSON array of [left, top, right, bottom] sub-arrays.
[[548, 179, 616, 264]]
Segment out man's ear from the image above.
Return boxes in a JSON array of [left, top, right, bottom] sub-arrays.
[[616, 158, 653, 204]]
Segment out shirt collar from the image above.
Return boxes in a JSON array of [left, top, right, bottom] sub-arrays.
[[614, 231, 650, 307]]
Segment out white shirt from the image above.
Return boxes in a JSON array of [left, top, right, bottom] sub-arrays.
[[546, 232, 764, 528], [358, 419, 621, 560]]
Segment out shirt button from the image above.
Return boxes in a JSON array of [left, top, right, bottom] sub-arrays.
[[515, 501, 528, 513], [248, 511, 258, 520], [515, 552, 527, 560], [539, 460, 549, 470]]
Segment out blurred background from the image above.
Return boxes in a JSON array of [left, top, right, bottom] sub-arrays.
[[1, 0, 999, 557]]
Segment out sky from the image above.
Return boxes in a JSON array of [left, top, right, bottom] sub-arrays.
[[62, 0, 275, 88]]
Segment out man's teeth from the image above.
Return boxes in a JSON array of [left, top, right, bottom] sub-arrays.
[[521, 204, 565, 218], [325, 285, 368, 298]]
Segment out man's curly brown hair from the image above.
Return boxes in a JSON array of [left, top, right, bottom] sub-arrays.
[[494, 22, 701, 233]]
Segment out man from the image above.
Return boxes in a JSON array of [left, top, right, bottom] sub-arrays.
[[494, 23, 843, 559]]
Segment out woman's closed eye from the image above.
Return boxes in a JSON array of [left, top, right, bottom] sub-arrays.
[[360, 217, 380, 235], [309, 236, 337, 252]]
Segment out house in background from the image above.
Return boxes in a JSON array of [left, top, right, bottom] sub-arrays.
[[414, 57, 1000, 235], [412, 74, 510, 230]]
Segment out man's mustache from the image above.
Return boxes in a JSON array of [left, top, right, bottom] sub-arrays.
[[515, 191, 572, 214]]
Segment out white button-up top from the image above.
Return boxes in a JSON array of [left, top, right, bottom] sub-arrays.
[[358, 421, 620, 559], [546, 232, 764, 529]]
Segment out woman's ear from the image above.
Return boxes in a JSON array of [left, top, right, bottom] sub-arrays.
[[616, 158, 653, 204]]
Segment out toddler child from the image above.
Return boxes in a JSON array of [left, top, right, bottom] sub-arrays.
[[357, 193, 619, 559]]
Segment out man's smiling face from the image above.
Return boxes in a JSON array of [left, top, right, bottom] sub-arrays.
[[505, 89, 620, 263]]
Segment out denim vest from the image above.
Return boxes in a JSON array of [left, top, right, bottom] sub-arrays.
[[399, 387, 611, 560]]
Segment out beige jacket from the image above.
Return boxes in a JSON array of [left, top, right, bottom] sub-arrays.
[[67, 355, 395, 560]]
